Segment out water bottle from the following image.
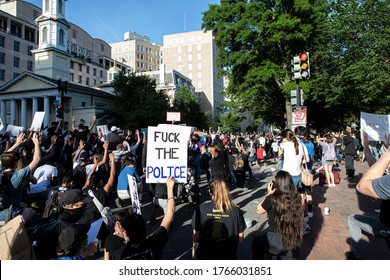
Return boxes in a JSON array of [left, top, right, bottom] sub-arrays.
[[324, 207, 330, 216]]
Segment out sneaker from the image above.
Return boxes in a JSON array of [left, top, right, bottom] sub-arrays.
[[307, 212, 313, 219], [115, 198, 122, 208], [330, 184, 336, 187], [345, 251, 361, 260], [302, 226, 312, 236], [323, 184, 330, 187], [374, 208, 381, 214]]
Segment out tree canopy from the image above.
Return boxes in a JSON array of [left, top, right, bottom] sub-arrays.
[[202, 0, 389, 130]]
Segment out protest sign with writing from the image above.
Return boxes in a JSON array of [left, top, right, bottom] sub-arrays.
[[5, 125, 24, 136], [146, 124, 192, 183], [360, 112, 390, 142], [128, 174, 141, 214]]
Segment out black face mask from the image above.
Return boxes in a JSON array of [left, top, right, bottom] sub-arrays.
[[64, 203, 86, 217]]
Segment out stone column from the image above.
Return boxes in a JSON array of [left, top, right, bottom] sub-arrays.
[[21, 98, 27, 129], [10, 99, 16, 126], [0, 100, 6, 133], [43, 96, 50, 128], [32, 97, 38, 118]]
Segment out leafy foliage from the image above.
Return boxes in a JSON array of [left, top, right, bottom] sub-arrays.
[[218, 109, 243, 133]]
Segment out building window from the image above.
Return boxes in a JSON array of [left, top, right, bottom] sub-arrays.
[[93, 79, 96, 85], [14, 41, 20, 52], [44, 0, 49, 12], [81, 102, 86, 107], [78, 75, 82, 83], [86, 77, 89, 85], [70, 73, 74, 81], [27, 61, 33, 71], [28, 45, 33, 56], [100, 70, 103, 78], [0, 52, 5, 64], [101, 44, 104, 52], [14, 57, 20, 68], [0, 36, 5, 48], [0, 69, 5, 81], [59, 29, 65, 45], [72, 29, 77, 39], [58, 0, 63, 14], [70, 61, 74, 69], [42, 27, 48, 42], [13, 72, 20, 79], [86, 66, 90, 74], [79, 64, 82, 72], [93, 68, 96, 76]]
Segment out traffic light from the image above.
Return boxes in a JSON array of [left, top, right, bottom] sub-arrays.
[[299, 51, 310, 79], [291, 55, 301, 80], [55, 104, 63, 119]]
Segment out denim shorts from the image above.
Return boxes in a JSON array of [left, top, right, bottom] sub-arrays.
[[292, 175, 302, 189]]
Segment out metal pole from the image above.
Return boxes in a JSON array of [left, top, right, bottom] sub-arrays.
[[296, 79, 301, 107]]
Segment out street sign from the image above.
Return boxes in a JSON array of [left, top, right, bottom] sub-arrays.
[[290, 90, 304, 105], [53, 99, 61, 106]]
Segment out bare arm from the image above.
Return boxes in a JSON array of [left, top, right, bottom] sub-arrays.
[[89, 116, 97, 132], [83, 156, 98, 190], [361, 132, 376, 167], [73, 140, 85, 164], [97, 141, 109, 167], [6, 132, 25, 152], [71, 116, 76, 132], [102, 153, 116, 194], [54, 119, 62, 135], [356, 137, 390, 199], [160, 176, 176, 231], [28, 133, 41, 172]]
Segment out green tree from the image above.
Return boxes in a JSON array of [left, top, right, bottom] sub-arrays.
[[310, 0, 390, 128], [171, 86, 209, 130], [100, 72, 170, 129], [218, 109, 243, 133], [202, 0, 328, 128]]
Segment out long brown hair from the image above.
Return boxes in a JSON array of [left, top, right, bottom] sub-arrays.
[[271, 170, 303, 250], [209, 179, 235, 213], [282, 129, 299, 155]]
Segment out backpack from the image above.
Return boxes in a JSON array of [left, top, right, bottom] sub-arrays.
[[324, 142, 336, 161], [43, 188, 67, 219], [0, 171, 14, 210]]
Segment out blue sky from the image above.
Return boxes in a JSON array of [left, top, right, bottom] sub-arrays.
[[27, 0, 220, 44]]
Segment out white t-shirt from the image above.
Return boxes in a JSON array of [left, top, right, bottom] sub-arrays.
[[281, 141, 307, 176], [30, 164, 58, 194]]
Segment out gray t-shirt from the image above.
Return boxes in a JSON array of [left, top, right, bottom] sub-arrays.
[[372, 174, 390, 200]]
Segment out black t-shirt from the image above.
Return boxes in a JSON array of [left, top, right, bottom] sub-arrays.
[[191, 201, 246, 260], [209, 155, 226, 180], [261, 195, 277, 232], [380, 199, 390, 228], [105, 234, 125, 259], [111, 226, 168, 260], [73, 128, 90, 146]]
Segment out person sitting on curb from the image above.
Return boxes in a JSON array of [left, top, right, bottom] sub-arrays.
[[345, 133, 390, 260]]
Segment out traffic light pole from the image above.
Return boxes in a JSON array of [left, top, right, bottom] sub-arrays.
[[296, 79, 301, 107]]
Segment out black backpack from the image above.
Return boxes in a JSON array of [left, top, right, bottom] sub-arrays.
[[43, 188, 67, 219], [0, 171, 15, 210]]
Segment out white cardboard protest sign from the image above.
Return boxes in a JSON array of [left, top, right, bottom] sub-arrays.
[[146, 124, 192, 183], [5, 125, 24, 136], [360, 112, 390, 142], [30, 111, 45, 132], [127, 174, 141, 215], [97, 125, 108, 141]]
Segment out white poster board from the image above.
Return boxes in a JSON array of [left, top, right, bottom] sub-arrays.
[[127, 174, 141, 215], [5, 125, 24, 136], [166, 112, 181, 122], [30, 112, 45, 132], [0, 117, 3, 132], [146, 124, 192, 183], [360, 112, 390, 141], [96, 125, 108, 142]]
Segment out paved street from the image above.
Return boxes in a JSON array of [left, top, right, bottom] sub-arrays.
[[136, 159, 390, 260]]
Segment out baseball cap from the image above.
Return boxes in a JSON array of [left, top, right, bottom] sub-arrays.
[[111, 126, 119, 132], [62, 189, 92, 205], [79, 150, 88, 161]]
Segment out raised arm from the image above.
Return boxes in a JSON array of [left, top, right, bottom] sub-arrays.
[[73, 140, 85, 164], [71, 115, 76, 132], [97, 141, 109, 167], [102, 153, 116, 194], [83, 156, 98, 190], [89, 115, 97, 132], [28, 133, 41, 172], [160, 176, 176, 231], [6, 132, 25, 152]]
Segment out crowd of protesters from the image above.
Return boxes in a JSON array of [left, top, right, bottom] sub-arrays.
[[0, 117, 388, 260]]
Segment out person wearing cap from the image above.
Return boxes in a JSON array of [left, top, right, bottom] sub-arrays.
[[107, 125, 124, 151], [56, 188, 95, 232], [57, 223, 97, 260]]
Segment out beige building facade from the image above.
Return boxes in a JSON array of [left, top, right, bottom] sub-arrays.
[[162, 30, 224, 115], [110, 32, 161, 73]]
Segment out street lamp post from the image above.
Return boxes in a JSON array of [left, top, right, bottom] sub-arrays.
[[57, 78, 68, 130]]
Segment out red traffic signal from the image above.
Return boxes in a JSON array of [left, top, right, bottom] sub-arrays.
[[299, 52, 310, 79], [56, 104, 63, 119]]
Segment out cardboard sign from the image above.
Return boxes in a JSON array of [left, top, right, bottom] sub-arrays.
[[146, 124, 192, 183], [97, 125, 108, 141], [127, 174, 141, 215], [0, 215, 36, 260], [5, 125, 24, 137], [166, 112, 181, 122], [30, 111, 45, 132], [292, 106, 307, 126], [361, 112, 390, 142]]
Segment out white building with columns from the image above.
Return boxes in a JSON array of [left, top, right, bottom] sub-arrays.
[[0, 0, 116, 133]]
